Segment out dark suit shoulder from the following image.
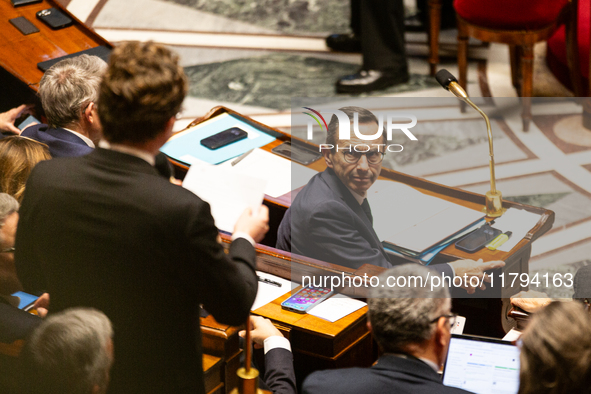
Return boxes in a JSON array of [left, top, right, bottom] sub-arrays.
[[21, 124, 93, 158], [290, 170, 357, 220], [302, 356, 472, 394]]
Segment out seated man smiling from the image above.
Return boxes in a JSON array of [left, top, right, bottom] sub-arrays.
[[277, 106, 503, 293]]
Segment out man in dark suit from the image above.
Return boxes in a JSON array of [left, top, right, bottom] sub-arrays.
[[15, 42, 269, 394], [302, 264, 471, 394], [276, 106, 503, 292], [20, 54, 106, 158], [20, 54, 174, 179]]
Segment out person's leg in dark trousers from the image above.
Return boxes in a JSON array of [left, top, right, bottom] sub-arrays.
[[326, 0, 362, 52], [360, 0, 408, 73], [350, 0, 361, 37], [336, 0, 409, 93]]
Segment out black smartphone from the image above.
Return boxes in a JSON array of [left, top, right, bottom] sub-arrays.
[[455, 225, 502, 253], [9, 17, 40, 35], [281, 286, 333, 313], [271, 141, 322, 165], [36, 8, 73, 29], [11, 0, 42, 7], [200, 127, 248, 150]]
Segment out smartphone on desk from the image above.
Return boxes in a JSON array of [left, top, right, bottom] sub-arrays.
[[271, 141, 322, 165], [36, 8, 73, 29], [281, 286, 333, 313], [200, 127, 247, 150], [455, 224, 502, 253]]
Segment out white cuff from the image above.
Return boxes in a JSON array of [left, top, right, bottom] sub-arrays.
[[447, 263, 455, 277], [232, 232, 255, 246], [263, 336, 291, 354]]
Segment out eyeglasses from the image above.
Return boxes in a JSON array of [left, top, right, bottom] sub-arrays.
[[0, 247, 15, 253], [430, 313, 458, 329], [342, 150, 385, 164]]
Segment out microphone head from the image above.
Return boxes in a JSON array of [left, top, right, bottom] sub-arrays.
[[435, 69, 458, 90]]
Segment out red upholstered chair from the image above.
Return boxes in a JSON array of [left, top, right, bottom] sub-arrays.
[[456, 0, 581, 131], [547, 0, 590, 93], [429, 0, 581, 131], [547, 0, 591, 128]]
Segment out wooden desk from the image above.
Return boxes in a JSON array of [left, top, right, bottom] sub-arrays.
[[252, 288, 374, 385], [175, 106, 554, 336], [203, 353, 224, 394], [200, 285, 373, 393], [201, 315, 243, 394], [0, 0, 110, 110]]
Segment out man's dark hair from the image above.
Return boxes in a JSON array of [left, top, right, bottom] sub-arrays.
[[325, 106, 383, 148], [98, 41, 188, 144]]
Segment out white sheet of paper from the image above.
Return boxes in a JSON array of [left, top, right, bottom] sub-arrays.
[[502, 328, 522, 342], [491, 208, 542, 252], [368, 180, 484, 252], [307, 294, 367, 323], [250, 271, 293, 311], [450, 315, 466, 334], [218, 149, 316, 198], [182, 161, 267, 233], [386, 204, 484, 252]]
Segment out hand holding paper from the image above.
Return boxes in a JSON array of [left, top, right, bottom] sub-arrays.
[[235, 205, 269, 243], [182, 160, 268, 233]]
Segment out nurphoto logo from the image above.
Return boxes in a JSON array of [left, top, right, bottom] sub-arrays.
[[302, 107, 418, 153]]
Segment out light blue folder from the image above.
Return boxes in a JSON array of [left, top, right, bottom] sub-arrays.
[[161, 113, 276, 165]]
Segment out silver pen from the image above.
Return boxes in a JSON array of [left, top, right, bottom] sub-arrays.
[[231, 149, 254, 166]]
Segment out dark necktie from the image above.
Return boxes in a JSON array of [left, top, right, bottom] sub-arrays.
[[361, 198, 373, 225]]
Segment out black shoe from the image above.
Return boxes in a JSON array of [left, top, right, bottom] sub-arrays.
[[336, 70, 410, 94], [326, 33, 361, 53], [404, 13, 426, 32]]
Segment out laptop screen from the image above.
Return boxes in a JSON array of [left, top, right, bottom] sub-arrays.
[[442, 334, 520, 394]]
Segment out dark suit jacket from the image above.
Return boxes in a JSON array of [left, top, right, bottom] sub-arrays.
[[302, 354, 472, 394], [276, 168, 452, 276], [0, 302, 41, 344], [14, 148, 258, 394], [574, 265, 591, 299], [261, 348, 296, 394], [20, 123, 174, 178], [21, 124, 93, 158]]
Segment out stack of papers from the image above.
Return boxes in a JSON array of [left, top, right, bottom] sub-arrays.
[[368, 180, 485, 263], [219, 149, 317, 198]]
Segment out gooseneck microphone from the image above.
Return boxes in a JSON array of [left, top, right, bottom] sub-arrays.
[[436, 69, 469, 100], [435, 69, 504, 217], [435, 69, 458, 90]]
